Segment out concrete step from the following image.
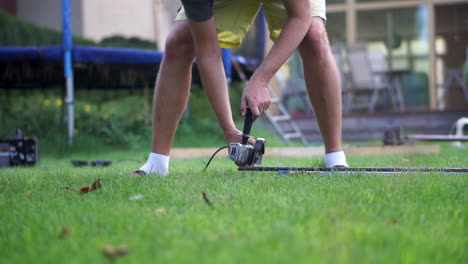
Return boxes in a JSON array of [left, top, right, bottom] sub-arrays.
[[291, 110, 468, 142]]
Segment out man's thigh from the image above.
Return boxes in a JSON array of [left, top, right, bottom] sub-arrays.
[[263, 0, 326, 41], [165, 21, 194, 49]]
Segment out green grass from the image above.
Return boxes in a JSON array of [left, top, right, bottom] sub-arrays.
[[0, 143, 467, 263]]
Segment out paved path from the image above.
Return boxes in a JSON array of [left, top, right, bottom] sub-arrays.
[[170, 145, 440, 159]]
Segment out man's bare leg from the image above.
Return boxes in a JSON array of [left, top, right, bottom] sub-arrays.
[[298, 18, 348, 167], [132, 22, 195, 176], [151, 22, 196, 156], [152, 21, 245, 155], [136, 22, 249, 175]]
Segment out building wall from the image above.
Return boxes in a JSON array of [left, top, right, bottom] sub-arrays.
[[0, 0, 17, 15], [155, 0, 181, 50], [16, 0, 83, 36], [7, 0, 179, 48], [81, 0, 155, 42], [15, 0, 159, 43]]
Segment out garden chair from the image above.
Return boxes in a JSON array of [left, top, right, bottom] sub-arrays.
[[437, 68, 468, 108], [344, 43, 395, 113], [331, 44, 352, 112]]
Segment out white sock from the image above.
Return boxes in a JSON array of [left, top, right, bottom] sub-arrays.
[[324, 151, 349, 168], [139, 152, 170, 176]]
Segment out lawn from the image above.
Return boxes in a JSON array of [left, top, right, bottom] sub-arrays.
[[0, 143, 466, 264]]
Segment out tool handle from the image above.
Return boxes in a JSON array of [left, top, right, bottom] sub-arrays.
[[242, 108, 253, 144]]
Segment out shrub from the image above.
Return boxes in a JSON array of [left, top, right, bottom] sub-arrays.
[[0, 83, 248, 155], [0, 11, 158, 50], [0, 10, 94, 46], [99, 35, 158, 50]]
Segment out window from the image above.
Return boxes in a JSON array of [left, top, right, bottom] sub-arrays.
[[327, 12, 346, 45], [357, 6, 430, 108]]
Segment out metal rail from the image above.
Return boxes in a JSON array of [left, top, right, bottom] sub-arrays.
[[407, 135, 468, 141], [239, 166, 468, 173]]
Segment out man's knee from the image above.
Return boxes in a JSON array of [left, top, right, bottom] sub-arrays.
[[300, 19, 331, 63], [163, 22, 195, 62]]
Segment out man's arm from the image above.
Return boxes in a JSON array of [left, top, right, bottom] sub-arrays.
[[189, 18, 237, 134], [241, 0, 312, 119]]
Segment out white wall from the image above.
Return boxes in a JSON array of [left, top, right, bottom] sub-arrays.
[[81, 0, 155, 42], [155, 0, 180, 50], [16, 0, 180, 46], [17, 0, 83, 36]]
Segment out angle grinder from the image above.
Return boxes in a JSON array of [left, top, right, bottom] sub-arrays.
[[228, 109, 266, 167]]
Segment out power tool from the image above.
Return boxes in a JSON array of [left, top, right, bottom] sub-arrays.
[[0, 129, 39, 168], [228, 109, 265, 166]]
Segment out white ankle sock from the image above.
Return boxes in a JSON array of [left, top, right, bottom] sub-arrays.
[[139, 152, 170, 176], [324, 151, 349, 168]]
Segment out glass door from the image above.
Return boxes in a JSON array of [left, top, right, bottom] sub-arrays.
[[434, 3, 468, 110]]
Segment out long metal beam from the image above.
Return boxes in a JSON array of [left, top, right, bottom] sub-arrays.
[[407, 135, 468, 141], [239, 166, 468, 174]]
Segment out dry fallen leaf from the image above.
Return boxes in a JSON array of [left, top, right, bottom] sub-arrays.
[[388, 219, 400, 225], [2, 178, 8, 184], [202, 192, 213, 208], [25, 190, 32, 197], [154, 208, 166, 216], [58, 179, 102, 194], [59, 227, 71, 239], [102, 245, 129, 259]]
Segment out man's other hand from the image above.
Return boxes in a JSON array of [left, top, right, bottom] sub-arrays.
[[240, 79, 271, 120]]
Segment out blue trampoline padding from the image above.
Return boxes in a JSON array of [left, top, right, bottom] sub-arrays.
[[41, 46, 63, 61], [0, 45, 260, 71], [73, 46, 163, 64], [0, 45, 164, 64], [0, 46, 42, 60]]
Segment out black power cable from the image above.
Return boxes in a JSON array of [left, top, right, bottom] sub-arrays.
[[203, 109, 255, 172], [203, 146, 228, 171]]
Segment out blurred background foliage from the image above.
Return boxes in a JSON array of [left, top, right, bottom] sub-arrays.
[[0, 82, 255, 156], [0, 10, 280, 156], [0, 11, 158, 49]]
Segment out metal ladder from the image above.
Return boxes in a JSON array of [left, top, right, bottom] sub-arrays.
[[232, 58, 308, 145]]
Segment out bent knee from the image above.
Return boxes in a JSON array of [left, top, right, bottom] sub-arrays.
[[300, 19, 331, 63], [163, 22, 195, 61]]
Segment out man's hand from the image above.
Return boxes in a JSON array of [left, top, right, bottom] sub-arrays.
[[224, 129, 256, 152], [240, 79, 271, 120], [239, 0, 310, 121]]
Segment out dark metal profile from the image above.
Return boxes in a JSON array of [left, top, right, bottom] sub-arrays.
[[238, 167, 468, 173]]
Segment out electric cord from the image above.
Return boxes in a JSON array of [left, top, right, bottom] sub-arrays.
[[203, 146, 228, 171]]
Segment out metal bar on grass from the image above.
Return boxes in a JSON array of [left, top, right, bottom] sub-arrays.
[[407, 135, 468, 141], [238, 167, 468, 174]]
